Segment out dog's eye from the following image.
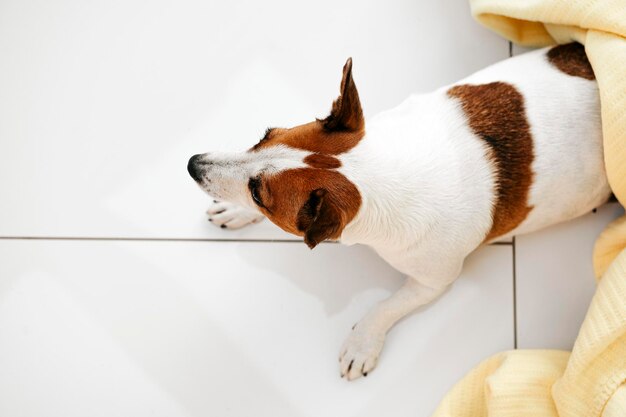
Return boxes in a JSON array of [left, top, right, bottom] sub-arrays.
[[248, 177, 263, 207]]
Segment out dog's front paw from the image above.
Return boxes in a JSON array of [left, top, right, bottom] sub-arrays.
[[339, 323, 385, 381], [206, 200, 264, 229]]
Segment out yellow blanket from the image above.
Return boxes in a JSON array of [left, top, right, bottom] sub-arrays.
[[432, 1, 626, 416]]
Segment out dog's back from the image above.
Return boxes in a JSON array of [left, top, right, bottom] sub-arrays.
[[455, 44, 609, 240], [342, 44, 609, 254]]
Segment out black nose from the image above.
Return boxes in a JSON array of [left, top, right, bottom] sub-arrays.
[[187, 154, 203, 182]]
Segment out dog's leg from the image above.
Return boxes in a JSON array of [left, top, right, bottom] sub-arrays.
[[339, 277, 449, 380], [206, 200, 265, 229]]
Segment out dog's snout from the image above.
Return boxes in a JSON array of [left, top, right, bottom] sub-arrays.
[[187, 154, 204, 182]]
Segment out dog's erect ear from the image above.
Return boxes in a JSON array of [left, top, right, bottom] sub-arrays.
[[321, 58, 364, 132], [296, 188, 342, 249]]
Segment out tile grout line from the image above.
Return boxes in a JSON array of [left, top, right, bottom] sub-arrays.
[[512, 235, 518, 349], [0, 236, 312, 243], [509, 40, 518, 350], [0, 236, 514, 245]]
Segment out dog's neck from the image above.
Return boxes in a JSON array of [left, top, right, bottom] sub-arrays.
[[338, 97, 447, 249], [339, 149, 431, 249]]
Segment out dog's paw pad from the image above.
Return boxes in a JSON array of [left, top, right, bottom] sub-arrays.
[[206, 201, 264, 230], [339, 325, 385, 381]]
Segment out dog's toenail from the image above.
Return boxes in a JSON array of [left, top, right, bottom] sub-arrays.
[[216, 210, 225, 214], [213, 200, 218, 203], [221, 224, 227, 229], [347, 360, 354, 373], [363, 372, 368, 377], [208, 218, 212, 222]]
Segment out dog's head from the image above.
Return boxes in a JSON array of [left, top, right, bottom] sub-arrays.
[[188, 58, 364, 248]]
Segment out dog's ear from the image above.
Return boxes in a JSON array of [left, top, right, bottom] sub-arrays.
[[321, 58, 364, 132], [296, 188, 342, 249]]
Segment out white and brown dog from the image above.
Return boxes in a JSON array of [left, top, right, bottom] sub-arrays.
[[188, 43, 611, 380]]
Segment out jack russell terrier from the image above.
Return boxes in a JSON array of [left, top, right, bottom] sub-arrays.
[[187, 43, 611, 381]]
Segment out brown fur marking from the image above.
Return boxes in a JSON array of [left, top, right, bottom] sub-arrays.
[[250, 58, 364, 155], [448, 82, 535, 241], [304, 153, 342, 169], [547, 43, 595, 80], [255, 168, 361, 244], [250, 122, 364, 154], [320, 57, 364, 132], [248, 58, 364, 246]]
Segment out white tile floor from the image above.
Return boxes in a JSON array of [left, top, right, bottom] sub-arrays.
[[0, 1, 622, 416], [0, 241, 512, 417]]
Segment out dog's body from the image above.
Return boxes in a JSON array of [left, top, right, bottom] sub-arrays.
[[188, 43, 611, 380]]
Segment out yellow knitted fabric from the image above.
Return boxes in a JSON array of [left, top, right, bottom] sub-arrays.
[[432, 1, 626, 416]]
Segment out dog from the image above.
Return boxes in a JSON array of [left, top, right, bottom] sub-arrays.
[[187, 43, 611, 380]]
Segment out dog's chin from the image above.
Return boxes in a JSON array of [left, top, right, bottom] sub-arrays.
[[200, 185, 222, 200], [197, 184, 249, 208], [192, 180, 218, 198]]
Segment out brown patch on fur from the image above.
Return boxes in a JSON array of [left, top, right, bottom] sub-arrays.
[[304, 154, 342, 169], [247, 59, 363, 247], [250, 122, 364, 154], [250, 58, 364, 155], [296, 188, 343, 249], [255, 168, 361, 247], [448, 82, 535, 241], [547, 43, 595, 80], [320, 57, 364, 131]]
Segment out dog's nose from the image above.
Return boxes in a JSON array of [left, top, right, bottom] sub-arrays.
[[187, 154, 204, 182]]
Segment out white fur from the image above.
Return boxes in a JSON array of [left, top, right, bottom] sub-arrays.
[[192, 144, 309, 207], [191, 47, 610, 380]]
